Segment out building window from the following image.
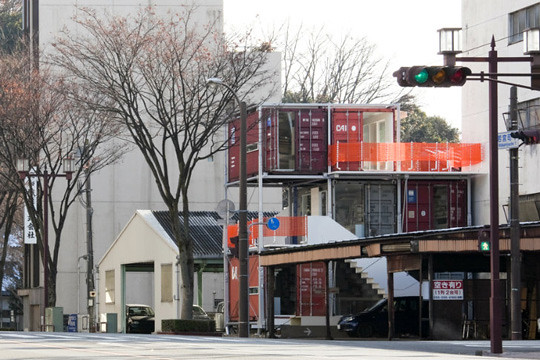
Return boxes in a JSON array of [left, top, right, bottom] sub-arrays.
[[517, 98, 540, 129], [161, 264, 173, 303], [509, 4, 540, 44], [301, 193, 311, 216], [320, 190, 327, 216], [519, 193, 540, 221], [334, 182, 364, 234], [105, 270, 115, 304]]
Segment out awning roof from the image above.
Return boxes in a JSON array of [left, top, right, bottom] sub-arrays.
[[259, 222, 540, 267]]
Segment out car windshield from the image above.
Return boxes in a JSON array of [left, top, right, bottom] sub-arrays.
[[193, 306, 206, 316], [128, 306, 155, 316], [362, 299, 386, 313]]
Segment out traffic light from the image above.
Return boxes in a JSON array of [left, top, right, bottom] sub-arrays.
[[393, 66, 471, 87], [478, 229, 490, 252], [479, 240, 490, 252], [229, 236, 238, 257], [510, 129, 540, 145]]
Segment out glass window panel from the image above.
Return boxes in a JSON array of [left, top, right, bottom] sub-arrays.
[[509, 4, 540, 44], [105, 270, 115, 304], [161, 264, 173, 303], [278, 111, 295, 170], [334, 182, 364, 234]]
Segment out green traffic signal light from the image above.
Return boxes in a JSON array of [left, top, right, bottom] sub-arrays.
[[414, 69, 429, 84], [480, 241, 490, 251]]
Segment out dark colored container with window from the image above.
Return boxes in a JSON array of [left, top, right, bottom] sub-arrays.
[[264, 107, 327, 174], [404, 180, 467, 232]]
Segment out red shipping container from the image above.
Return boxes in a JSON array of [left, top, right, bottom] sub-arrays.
[[331, 109, 363, 171], [297, 262, 327, 316], [331, 108, 397, 171], [228, 111, 260, 182], [228, 255, 261, 322], [264, 107, 327, 174], [404, 180, 467, 232]]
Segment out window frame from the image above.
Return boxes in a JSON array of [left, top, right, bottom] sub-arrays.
[[509, 4, 540, 45]]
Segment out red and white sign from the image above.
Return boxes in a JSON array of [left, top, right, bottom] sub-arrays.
[[432, 280, 463, 300]]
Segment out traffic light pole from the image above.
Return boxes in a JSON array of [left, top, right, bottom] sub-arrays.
[[394, 33, 537, 353], [487, 38, 502, 355], [455, 37, 533, 354]]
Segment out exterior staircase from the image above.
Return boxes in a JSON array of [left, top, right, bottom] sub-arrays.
[[344, 259, 386, 297]]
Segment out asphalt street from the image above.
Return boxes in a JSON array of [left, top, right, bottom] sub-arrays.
[[1, 332, 540, 359]]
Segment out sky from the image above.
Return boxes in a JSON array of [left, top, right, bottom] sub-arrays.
[[223, 0, 463, 131]]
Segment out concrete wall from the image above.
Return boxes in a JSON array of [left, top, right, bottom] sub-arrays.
[[461, 0, 540, 225]]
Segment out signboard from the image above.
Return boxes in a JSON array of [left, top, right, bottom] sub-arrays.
[[432, 280, 463, 300], [67, 314, 78, 332], [498, 131, 519, 150], [407, 189, 417, 204], [267, 217, 280, 231], [24, 175, 38, 244]]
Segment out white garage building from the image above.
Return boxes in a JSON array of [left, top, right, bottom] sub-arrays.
[[97, 210, 224, 333]]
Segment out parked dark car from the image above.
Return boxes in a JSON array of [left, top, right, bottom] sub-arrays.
[[126, 304, 155, 334], [126, 304, 210, 334], [337, 296, 428, 338]]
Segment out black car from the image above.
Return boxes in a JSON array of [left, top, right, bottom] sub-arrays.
[[126, 304, 155, 334], [337, 296, 428, 338]]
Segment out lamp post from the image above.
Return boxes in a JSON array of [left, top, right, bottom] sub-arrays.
[[207, 77, 249, 338], [437, 27, 540, 353], [17, 157, 74, 329]]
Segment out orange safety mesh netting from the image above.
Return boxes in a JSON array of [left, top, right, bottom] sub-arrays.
[[328, 142, 483, 171], [228, 216, 307, 248]]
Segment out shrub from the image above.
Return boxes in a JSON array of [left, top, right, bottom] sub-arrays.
[[162, 319, 216, 333]]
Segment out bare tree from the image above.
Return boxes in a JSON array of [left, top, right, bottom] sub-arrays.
[[278, 23, 395, 104], [0, 47, 125, 306], [0, 190, 20, 294], [50, 6, 275, 319]]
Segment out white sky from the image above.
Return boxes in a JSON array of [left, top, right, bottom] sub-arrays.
[[223, 0, 463, 131]]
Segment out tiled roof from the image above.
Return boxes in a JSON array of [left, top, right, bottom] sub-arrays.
[[152, 210, 276, 259]]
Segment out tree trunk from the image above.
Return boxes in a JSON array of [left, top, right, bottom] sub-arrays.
[[167, 187, 195, 320], [0, 191, 17, 299]]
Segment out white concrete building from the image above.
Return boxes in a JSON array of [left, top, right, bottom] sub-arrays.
[[461, 0, 540, 225]]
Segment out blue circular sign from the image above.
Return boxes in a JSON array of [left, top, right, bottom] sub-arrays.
[[267, 217, 280, 231]]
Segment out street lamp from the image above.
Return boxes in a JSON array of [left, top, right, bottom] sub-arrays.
[[524, 28, 540, 90], [438, 28, 462, 65], [524, 28, 540, 54], [18, 157, 74, 330], [206, 77, 249, 338]]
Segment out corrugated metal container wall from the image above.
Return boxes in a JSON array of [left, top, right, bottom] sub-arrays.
[[264, 107, 327, 174], [228, 255, 260, 322], [296, 262, 326, 316], [366, 183, 396, 236], [332, 109, 363, 171], [228, 111, 260, 182], [404, 180, 467, 232]]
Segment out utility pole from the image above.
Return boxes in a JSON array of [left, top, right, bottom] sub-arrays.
[[85, 168, 95, 332], [509, 86, 521, 340]]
